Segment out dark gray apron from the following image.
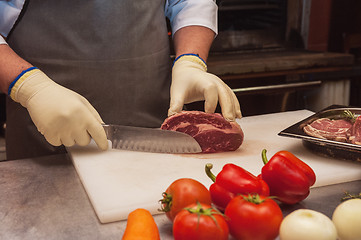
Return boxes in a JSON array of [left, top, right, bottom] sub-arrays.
[[6, 0, 171, 160]]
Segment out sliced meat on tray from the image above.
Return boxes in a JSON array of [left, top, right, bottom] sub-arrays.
[[161, 111, 244, 153], [303, 118, 353, 142], [349, 115, 361, 145]]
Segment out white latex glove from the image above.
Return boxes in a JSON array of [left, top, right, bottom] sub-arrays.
[[9, 68, 108, 150], [168, 55, 242, 121]]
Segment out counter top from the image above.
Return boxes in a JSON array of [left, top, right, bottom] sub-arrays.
[[207, 50, 355, 76], [1, 153, 360, 240]]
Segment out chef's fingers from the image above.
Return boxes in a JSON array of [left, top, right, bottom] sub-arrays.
[[87, 121, 109, 151], [38, 128, 63, 147], [168, 92, 186, 117], [222, 81, 242, 120], [168, 103, 184, 117], [81, 103, 108, 150], [61, 136, 76, 147], [44, 132, 62, 146], [216, 80, 236, 121], [203, 81, 219, 114], [73, 130, 92, 146], [235, 103, 242, 119], [42, 128, 77, 147], [231, 89, 242, 119]]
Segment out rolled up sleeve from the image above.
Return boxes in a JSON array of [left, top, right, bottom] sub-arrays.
[[0, 35, 6, 44], [165, 0, 217, 36]]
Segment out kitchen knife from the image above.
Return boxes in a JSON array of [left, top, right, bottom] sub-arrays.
[[102, 124, 202, 153]]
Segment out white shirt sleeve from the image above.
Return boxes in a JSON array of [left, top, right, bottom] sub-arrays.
[[1, 1, 217, 41], [0, 0, 25, 37], [0, 35, 7, 45], [165, 0, 218, 36]]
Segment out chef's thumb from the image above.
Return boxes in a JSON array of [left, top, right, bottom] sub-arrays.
[[168, 94, 185, 117]]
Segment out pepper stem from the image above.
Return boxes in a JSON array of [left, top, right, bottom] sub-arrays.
[[262, 149, 269, 165], [205, 163, 216, 182]]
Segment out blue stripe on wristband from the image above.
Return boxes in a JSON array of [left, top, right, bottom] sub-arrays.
[[173, 53, 207, 66], [8, 66, 38, 96]]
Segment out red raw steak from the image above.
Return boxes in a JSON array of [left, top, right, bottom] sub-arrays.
[[349, 115, 361, 145], [161, 111, 244, 153], [303, 118, 353, 142]]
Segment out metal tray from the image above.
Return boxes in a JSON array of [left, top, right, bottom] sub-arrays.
[[278, 105, 361, 162]]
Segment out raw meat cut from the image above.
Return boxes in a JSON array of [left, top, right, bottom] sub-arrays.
[[349, 116, 361, 145], [161, 111, 244, 153], [303, 118, 353, 142]]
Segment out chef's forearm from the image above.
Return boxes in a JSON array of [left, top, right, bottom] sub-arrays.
[[173, 26, 215, 62], [0, 44, 33, 94]]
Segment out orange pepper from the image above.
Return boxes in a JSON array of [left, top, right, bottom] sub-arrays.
[[122, 208, 160, 240]]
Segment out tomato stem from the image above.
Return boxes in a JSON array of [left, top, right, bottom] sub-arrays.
[[158, 192, 172, 212], [185, 202, 225, 227], [242, 194, 266, 204], [205, 163, 216, 182]]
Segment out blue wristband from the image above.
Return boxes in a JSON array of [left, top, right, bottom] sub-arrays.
[[173, 53, 207, 67], [8, 66, 38, 95]]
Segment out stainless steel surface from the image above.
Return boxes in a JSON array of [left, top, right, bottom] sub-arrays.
[[0, 135, 5, 161], [232, 80, 322, 94], [279, 105, 361, 160], [102, 124, 202, 154], [1, 154, 361, 240]]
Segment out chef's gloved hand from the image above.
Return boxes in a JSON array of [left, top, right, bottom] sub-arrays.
[[168, 54, 242, 121], [9, 67, 108, 150]]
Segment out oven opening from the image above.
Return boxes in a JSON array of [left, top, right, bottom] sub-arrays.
[[212, 0, 288, 54]]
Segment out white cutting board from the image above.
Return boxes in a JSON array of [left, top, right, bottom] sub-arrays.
[[68, 110, 361, 223]]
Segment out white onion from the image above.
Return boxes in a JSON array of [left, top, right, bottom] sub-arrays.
[[279, 209, 337, 240], [332, 199, 361, 240]]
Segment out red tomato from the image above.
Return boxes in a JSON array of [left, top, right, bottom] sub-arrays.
[[225, 195, 283, 240], [159, 178, 212, 221], [173, 203, 229, 240]]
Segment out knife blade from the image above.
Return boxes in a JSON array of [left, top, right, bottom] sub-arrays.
[[102, 124, 202, 153]]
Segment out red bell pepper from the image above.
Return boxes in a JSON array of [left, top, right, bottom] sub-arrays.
[[205, 163, 270, 211], [260, 149, 316, 204]]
